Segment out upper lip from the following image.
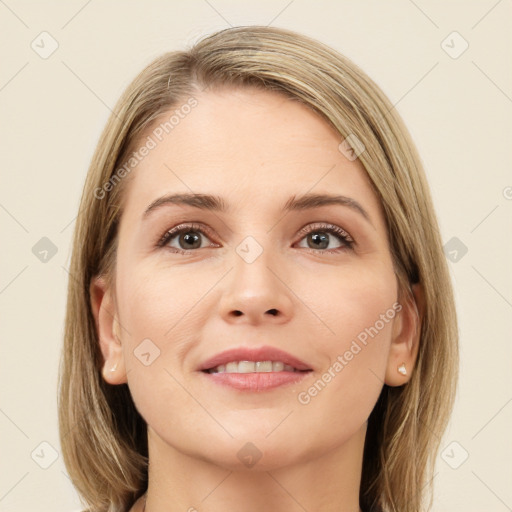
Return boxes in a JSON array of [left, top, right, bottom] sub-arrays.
[[199, 345, 312, 372]]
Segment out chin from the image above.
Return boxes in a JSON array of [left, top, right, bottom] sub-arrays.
[[191, 432, 310, 472]]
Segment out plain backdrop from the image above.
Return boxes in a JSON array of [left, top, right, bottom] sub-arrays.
[[1, 1, 511, 511]]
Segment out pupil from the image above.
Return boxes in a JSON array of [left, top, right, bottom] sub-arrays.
[[181, 232, 201, 249], [310, 232, 328, 249]]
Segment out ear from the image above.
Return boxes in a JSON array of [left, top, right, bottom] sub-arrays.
[[384, 282, 423, 386], [90, 275, 127, 385]]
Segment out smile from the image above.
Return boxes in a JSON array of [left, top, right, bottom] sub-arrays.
[[205, 360, 302, 374]]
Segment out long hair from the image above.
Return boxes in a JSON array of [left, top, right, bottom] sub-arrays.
[[58, 25, 459, 512]]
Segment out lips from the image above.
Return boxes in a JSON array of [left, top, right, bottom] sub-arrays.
[[198, 345, 312, 373]]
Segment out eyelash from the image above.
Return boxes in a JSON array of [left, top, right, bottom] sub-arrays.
[[156, 222, 355, 254]]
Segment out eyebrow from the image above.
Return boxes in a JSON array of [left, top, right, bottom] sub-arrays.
[[143, 192, 373, 225]]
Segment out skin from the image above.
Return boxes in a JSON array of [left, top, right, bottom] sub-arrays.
[[91, 86, 421, 512]]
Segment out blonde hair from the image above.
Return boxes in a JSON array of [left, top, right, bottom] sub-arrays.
[[58, 26, 459, 512]]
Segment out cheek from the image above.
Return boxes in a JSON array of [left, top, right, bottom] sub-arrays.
[[114, 263, 204, 427], [293, 264, 397, 434], [116, 256, 209, 343], [294, 257, 398, 355], [114, 257, 199, 370], [338, 269, 397, 378], [332, 268, 397, 353]]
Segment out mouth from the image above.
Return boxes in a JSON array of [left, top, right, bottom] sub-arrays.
[[198, 346, 313, 392], [199, 345, 312, 372], [204, 360, 306, 374]]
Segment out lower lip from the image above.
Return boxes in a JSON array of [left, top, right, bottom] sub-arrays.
[[200, 371, 311, 391]]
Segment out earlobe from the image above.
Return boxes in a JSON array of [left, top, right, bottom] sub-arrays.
[[384, 283, 423, 387], [90, 275, 127, 385]]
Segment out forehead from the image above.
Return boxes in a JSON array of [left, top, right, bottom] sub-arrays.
[[120, 86, 382, 223]]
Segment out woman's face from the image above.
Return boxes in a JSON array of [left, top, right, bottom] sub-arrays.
[[100, 86, 409, 470]]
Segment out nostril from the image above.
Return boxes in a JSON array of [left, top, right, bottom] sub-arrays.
[[230, 309, 278, 317]]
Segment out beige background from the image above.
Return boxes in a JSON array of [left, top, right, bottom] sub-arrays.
[[1, 1, 511, 511]]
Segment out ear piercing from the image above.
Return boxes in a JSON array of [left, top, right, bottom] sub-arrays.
[[109, 362, 118, 372], [397, 362, 407, 376]]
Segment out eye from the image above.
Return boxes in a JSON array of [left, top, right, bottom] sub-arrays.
[[157, 223, 217, 253], [157, 222, 354, 254], [295, 223, 354, 252]]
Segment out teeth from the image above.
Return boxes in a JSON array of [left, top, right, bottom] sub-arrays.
[[272, 361, 284, 372], [238, 361, 255, 373], [225, 362, 238, 372], [207, 360, 298, 374], [255, 361, 272, 372]]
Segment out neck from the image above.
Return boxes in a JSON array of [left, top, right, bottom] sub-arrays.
[[140, 423, 366, 512]]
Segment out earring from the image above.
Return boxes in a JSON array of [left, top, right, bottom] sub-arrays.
[[397, 362, 407, 376], [109, 361, 118, 372]]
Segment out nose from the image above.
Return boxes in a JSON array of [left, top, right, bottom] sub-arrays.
[[218, 249, 294, 325]]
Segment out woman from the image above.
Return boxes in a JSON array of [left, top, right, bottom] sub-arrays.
[[58, 25, 459, 512]]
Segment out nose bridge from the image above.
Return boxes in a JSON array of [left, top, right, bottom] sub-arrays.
[[218, 234, 293, 323]]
